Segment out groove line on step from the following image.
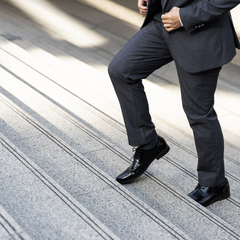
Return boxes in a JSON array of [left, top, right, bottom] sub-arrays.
[[0, 213, 25, 240], [0, 138, 116, 240]]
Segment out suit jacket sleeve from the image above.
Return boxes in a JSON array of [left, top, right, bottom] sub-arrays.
[[180, 0, 240, 33]]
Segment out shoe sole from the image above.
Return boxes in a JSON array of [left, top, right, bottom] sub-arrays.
[[118, 144, 170, 184]]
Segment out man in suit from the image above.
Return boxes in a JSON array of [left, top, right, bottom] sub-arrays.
[[108, 0, 240, 207]]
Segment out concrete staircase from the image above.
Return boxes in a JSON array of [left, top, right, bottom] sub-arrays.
[[0, 0, 240, 239]]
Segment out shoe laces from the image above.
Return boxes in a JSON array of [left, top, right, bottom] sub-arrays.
[[132, 147, 144, 160], [195, 184, 207, 197]]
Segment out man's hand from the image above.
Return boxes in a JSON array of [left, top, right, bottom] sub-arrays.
[[161, 7, 182, 32], [138, 0, 148, 17]]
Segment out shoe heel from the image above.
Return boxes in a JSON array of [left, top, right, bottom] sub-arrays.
[[156, 144, 170, 160], [220, 191, 230, 200]]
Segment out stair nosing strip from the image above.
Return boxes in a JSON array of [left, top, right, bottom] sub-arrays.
[[0, 209, 31, 240]]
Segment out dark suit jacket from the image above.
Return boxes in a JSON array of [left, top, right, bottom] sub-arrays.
[[142, 0, 240, 73]]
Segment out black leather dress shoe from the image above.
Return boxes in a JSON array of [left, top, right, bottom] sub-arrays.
[[188, 178, 230, 207], [116, 136, 170, 184]]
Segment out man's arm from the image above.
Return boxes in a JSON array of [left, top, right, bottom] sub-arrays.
[[162, 0, 240, 33], [180, 0, 240, 33]]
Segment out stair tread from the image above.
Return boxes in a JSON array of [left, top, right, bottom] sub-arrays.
[[0, 95, 191, 240]]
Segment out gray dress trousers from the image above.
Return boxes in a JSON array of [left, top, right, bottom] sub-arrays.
[[108, 19, 224, 187]]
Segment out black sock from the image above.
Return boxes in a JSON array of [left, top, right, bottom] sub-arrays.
[[141, 135, 159, 150]]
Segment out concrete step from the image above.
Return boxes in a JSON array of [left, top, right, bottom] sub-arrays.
[[0, 93, 190, 240], [0, 133, 119, 240], [1, 40, 240, 238]]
